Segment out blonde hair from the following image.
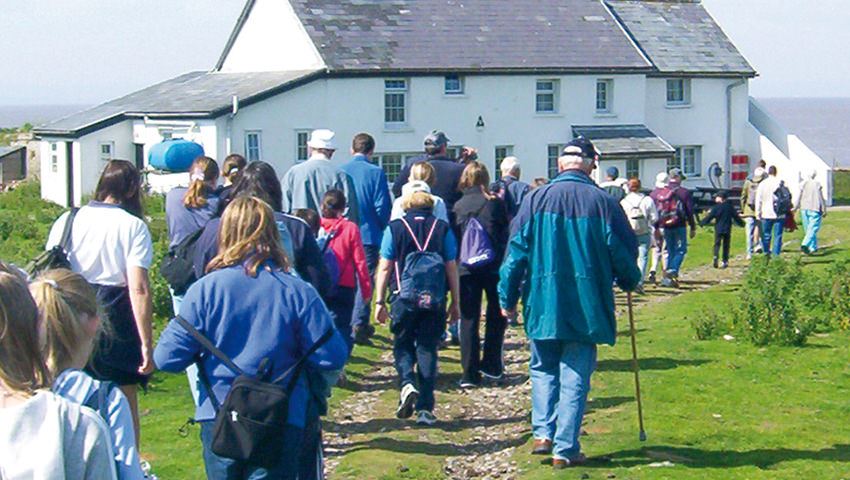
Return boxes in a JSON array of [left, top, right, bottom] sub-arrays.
[[402, 191, 435, 211], [0, 271, 49, 394], [184, 156, 220, 209], [409, 162, 436, 187], [208, 196, 291, 276], [458, 161, 491, 191], [29, 269, 100, 375]]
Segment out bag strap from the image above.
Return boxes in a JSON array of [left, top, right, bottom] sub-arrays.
[[320, 228, 338, 255], [273, 328, 336, 392], [175, 315, 245, 376], [59, 208, 80, 252], [399, 217, 425, 252]]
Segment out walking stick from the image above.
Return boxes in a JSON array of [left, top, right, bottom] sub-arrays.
[[627, 291, 647, 441]]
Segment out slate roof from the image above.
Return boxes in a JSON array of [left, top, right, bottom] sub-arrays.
[[606, 0, 755, 76], [219, 0, 653, 72], [0, 146, 25, 158], [572, 124, 675, 157], [35, 70, 321, 136]]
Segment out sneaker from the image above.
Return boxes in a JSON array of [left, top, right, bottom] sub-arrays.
[[721, 262, 728, 269], [396, 383, 419, 419], [746, 253, 752, 260], [415, 410, 437, 426], [459, 378, 480, 389], [647, 271, 657, 284], [353, 324, 375, 345], [801, 245, 811, 255], [480, 369, 504, 381], [660, 277, 675, 288]]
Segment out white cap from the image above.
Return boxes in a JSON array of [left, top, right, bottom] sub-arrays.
[[402, 180, 431, 197], [655, 171, 669, 189], [307, 129, 336, 150]]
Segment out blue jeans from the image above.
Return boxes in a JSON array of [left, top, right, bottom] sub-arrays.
[[352, 245, 379, 330], [636, 234, 651, 286], [391, 300, 445, 412], [663, 227, 688, 276], [801, 210, 822, 252], [200, 421, 305, 480], [171, 290, 200, 405], [745, 217, 758, 256], [326, 286, 356, 354], [529, 340, 597, 460], [761, 218, 784, 256]]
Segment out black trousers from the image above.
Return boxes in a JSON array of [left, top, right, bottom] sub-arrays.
[[459, 273, 507, 383], [714, 231, 731, 263]]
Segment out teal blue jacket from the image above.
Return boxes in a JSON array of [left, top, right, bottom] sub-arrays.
[[498, 170, 641, 345]]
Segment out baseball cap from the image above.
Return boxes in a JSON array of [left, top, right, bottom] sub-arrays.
[[669, 167, 686, 181], [424, 130, 450, 147], [562, 137, 598, 159], [307, 129, 336, 150], [402, 180, 432, 197], [606, 166, 619, 179]]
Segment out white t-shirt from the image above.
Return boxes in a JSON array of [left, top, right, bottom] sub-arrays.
[[46, 203, 153, 286], [0, 391, 117, 479], [755, 175, 782, 220]]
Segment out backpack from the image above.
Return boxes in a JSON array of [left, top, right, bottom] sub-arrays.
[[394, 218, 447, 311], [773, 181, 793, 216], [175, 315, 334, 469], [624, 197, 651, 236], [604, 185, 626, 202], [459, 207, 496, 270], [746, 180, 759, 209], [656, 187, 686, 228], [26, 208, 79, 277], [317, 225, 341, 287], [160, 227, 205, 296]]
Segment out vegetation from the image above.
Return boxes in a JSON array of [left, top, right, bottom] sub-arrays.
[[0, 123, 32, 146], [833, 169, 850, 205]]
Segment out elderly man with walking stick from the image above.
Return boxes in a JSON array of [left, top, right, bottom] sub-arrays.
[[499, 138, 642, 469]]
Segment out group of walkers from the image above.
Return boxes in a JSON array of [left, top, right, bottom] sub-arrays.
[[0, 123, 830, 478]]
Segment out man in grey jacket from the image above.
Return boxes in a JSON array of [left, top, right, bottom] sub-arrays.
[[798, 170, 827, 254], [280, 129, 359, 223]]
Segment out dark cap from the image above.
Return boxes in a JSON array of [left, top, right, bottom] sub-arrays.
[[424, 130, 450, 147], [562, 137, 598, 159], [606, 166, 619, 179]]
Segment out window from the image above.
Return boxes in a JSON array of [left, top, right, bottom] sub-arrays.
[[536, 79, 559, 114], [245, 131, 262, 162], [596, 79, 613, 113], [672, 146, 702, 177], [295, 130, 310, 162], [445, 147, 461, 160], [666, 78, 691, 106], [50, 143, 58, 173], [444, 75, 464, 95], [626, 158, 640, 180], [98, 141, 114, 163], [666, 155, 679, 173], [494, 145, 514, 180], [547, 144, 565, 179], [384, 79, 408, 125], [375, 152, 420, 183]]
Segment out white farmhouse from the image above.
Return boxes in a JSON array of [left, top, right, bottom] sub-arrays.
[[34, 0, 832, 207]]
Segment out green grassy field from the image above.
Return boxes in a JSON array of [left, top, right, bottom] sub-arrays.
[[834, 170, 850, 205]]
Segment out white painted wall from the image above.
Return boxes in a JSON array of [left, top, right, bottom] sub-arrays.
[[131, 119, 219, 167], [77, 121, 134, 203], [219, 0, 325, 73], [39, 139, 68, 206]]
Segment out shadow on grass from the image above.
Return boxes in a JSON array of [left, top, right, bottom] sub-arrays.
[[586, 396, 633, 414], [597, 357, 710, 372], [596, 444, 850, 469], [330, 432, 533, 458], [325, 415, 527, 436]]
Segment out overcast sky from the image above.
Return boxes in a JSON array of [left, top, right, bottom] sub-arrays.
[[1, 0, 848, 105]]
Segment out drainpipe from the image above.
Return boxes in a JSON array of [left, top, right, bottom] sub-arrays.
[[725, 77, 747, 187], [226, 95, 239, 154]]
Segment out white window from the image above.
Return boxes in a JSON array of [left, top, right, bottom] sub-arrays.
[[384, 79, 408, 125], [672, 146, 702, 177], [596, 79, 613, 113], [444, 74, 464, 95], [375, 152, 420, 182], [494, 145, 514, 179], [626, 158, 640, 180], [50, 143, 58, 173], [536, 79, 559, 114], [295, 130, 310, 162], [245, 131, 262, 162], [547, 144, 565, 179], [98, 141, 114, 163], [666, 79, 691, 106]]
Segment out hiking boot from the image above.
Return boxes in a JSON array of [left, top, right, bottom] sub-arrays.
[[552, 453, 587, 469], [415, 410, 437, 426], [713, 257, 719, 268], [532, 439, 553, 455], [396, 383, 419, 419], [648, 271, 657, 284], [353, 324, 375, 345]]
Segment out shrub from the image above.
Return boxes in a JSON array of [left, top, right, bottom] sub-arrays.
[[691, 310, 727, 340], [826, 260, 850, 330]]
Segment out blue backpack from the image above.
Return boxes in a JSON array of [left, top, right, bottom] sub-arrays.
[[317, 226, 341, 288], [395, 218, 447, 311], [459, 208, 496, 270]]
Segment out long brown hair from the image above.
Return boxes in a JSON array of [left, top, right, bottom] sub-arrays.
[[183, 156, 220, 209], [94, 159, 144, 218], [459, 161, 492, 197], [222, 154, 247, 185], [0, 271, 50, 394], [207, 196, 290, 276], [29, 269, 101, 375]]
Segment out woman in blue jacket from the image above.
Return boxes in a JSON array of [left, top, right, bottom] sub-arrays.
[[154, 196, 349, 480]]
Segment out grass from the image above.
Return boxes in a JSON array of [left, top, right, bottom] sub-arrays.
[[834, 170, 850, 205]]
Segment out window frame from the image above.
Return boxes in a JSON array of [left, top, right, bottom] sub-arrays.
[[374, 152, 420, 183], [626, 158, 640, 180], [98, 141, 114, 163], [536, 79, 560, 114], [596, 79, 613, 114], [666, 78, 692, 107], [494, 145, 514, 180], [384, 78, 409, 127], [245, 131, 262, 162], [444, 74, 465, 95], [671, 146, 702, 178], [295, 130, 310, 163], [547, 144, 565, 179]]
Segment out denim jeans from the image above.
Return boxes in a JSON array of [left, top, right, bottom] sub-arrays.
[[801, 210, 822, 252], [529, 340, 597, 461], [326, 286, 356, 354], [761, 218, 784, 256], [352, 245, 380, 330], [663, 227, 688, 275], [391, 300, 445, 412], [200, 421, 304, 480], [171, 289, 200, 405], [744, 217, 758, 256], [636, 234, 651, 285]]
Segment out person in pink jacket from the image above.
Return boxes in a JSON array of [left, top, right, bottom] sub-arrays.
[[320, 189, 373, 352]]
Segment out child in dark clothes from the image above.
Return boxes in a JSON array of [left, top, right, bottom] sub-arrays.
[[700, 191, 745, 268]]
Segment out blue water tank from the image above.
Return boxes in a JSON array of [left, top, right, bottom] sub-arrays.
[[148, 139, 204, 172]]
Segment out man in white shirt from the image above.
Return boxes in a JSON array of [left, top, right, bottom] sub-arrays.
[[620, 178, 658, 293], [754, 165, 785, 256]]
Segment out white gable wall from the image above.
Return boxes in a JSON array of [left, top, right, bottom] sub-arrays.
[[219, 0, 325, 73]]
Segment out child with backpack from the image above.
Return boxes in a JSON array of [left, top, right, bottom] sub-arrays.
[[452, 161, 509, 387], [620, 179, 658, 293], [374, 191, 461, 426], [30, 268, 145, 480], [699, 191, 745, 268], [319, 190, 372, 353]]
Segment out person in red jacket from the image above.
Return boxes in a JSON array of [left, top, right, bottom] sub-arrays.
[[320, 190, 373, 353]]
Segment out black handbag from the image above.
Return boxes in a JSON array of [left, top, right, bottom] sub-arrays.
[[26, 208, 79, 277], [159, 227, 205, 295], [174, 316, 333, 469]]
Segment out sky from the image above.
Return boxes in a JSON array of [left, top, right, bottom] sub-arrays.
[[1, 0, 849, 105]]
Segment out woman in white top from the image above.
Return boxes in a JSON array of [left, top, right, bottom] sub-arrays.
[[620, 178, 658, 293], [0, 265, 116, 479], [390, 162, 449, 222], [30, 269, 144, 480], [46, 160, 154, 448]]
